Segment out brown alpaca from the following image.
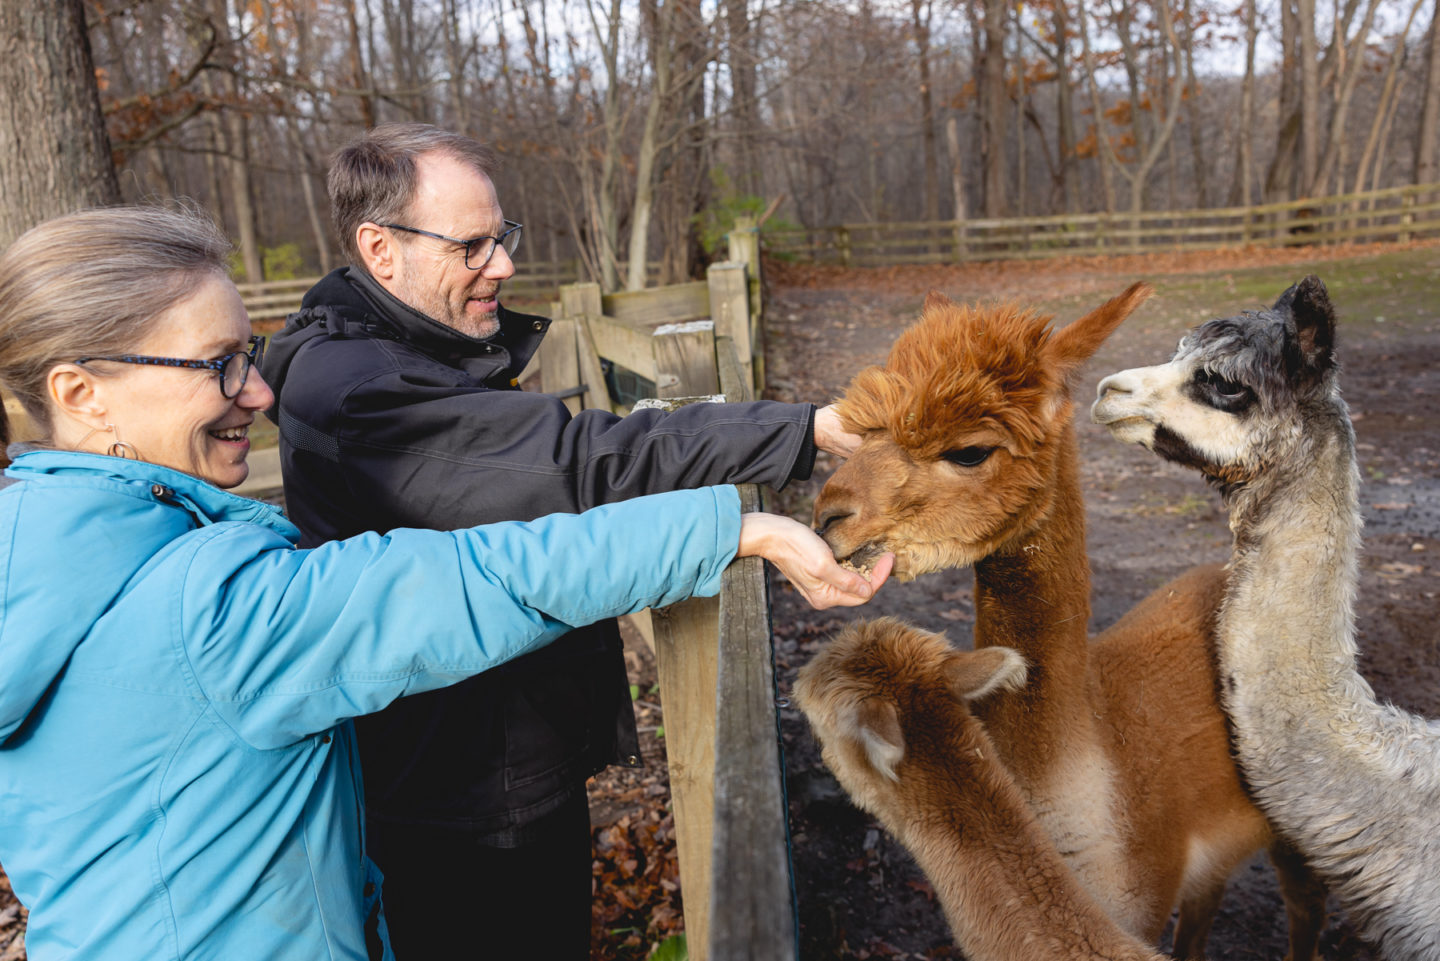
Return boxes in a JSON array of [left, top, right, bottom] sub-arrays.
[[795, 617, 1169, 961], [811, 286, 1326, 959]]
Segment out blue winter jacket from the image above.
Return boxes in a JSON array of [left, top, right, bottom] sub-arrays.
[[0, 450, 740, 961]]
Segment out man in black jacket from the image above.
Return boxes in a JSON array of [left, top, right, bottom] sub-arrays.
[[262, 123, 875, 958]]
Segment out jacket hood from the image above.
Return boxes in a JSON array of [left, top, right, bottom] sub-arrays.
[[262, 268, 550, 423], [0, 451, 297, 743]]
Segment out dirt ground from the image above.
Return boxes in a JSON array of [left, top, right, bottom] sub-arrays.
[[2, 242, 1436, 961], [761, 242, 1440, 960]]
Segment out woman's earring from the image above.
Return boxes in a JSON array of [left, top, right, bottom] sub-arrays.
[[107, 424, 138, 460], [76, 422, 114, 451]]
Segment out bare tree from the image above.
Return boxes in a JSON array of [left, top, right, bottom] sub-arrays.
[[910, 0, 939, 222], [1416, 0, 1440, 185], [1228, 0, 1258, 206], [981, 0, 1008, 216], [1297, 0, 1319, 192], [1352, 0, 1428, 194]]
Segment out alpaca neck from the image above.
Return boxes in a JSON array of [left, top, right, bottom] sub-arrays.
[[896, 723, 1160, 961], [972, 424, 1093, 731], [1219, 409, 1376, 746]]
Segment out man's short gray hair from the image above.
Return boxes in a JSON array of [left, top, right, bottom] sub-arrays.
[[328, 124, 500, 268]]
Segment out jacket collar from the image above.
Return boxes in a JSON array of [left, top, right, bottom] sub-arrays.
[[303, 267, 550, 374], [4, 449, 299, 541]]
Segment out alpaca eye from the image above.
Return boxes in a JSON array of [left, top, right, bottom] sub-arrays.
[[1195, 370, 1254, 410], [942, 446, 994, 467], [1211, 377, 1247, 398]]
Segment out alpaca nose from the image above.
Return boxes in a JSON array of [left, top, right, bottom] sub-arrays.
[[1095, 371, 1135, 400]]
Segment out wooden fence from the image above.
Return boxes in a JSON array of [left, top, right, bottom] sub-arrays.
[[764, 181, 1440, 267], [520, 220, 791, 961]]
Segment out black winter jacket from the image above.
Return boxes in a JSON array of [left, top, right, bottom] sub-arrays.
[[261, 268, 817, 831]]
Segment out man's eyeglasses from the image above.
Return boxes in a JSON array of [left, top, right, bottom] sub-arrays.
[[76, 334, 266, 399], [377, 220, 523, 270]]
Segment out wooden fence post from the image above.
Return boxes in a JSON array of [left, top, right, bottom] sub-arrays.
[[727, 217, 766, 392], [558, 282, 612, 412], [650, 590, 721, 961], [707, 340, 796, 961], [707, 262, 754, 393]]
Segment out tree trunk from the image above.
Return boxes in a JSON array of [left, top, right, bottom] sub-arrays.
[[981, 0, 1007, 217], [626, 0, 676, 291], [1182, 0, 1208, 208], [1298, 0, 1319, 193], [1229, 0, 1258, 207], [582, 0, 624, 290], [0, 0, 120, 247], [726, 0, 760, 195], [946, 113, 968, 234], [911, 0, 939, 223], [1415, 0, 1440, 185], [1077, 0, 1117, 214], [343, 0, 376, 127], [1051, 0, 1076, 213]]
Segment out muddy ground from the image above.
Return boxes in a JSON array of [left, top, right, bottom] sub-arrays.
[[762, 242, 1440, 960]]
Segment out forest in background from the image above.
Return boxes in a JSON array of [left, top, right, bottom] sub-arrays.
[[2, 0, 1439, 290]]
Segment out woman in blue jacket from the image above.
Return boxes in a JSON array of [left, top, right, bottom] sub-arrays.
[[0, 206, 891, 961]]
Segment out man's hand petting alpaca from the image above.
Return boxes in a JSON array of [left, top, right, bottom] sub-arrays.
[[737, 512, 894, 609], [814, 404, 862, 460]]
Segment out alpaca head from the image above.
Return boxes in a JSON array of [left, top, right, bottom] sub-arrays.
[[794, 616, 1026, 818], [813, 283, 1151, 579], [1091, 275, 1341, 491]]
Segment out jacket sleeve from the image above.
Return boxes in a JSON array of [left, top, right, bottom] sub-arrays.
[[306, 347, 815, 528], [178, 486, 741, 749]]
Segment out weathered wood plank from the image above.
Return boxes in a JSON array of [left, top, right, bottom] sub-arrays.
[[651, 596, 720, 961], [653, 321, 719, 398], [559, 284, 612, 412], [708, 495, 794, 961], [539, 318, 582, 414], [588, 316, 659, 381], [602, 282, 710, 328], [707, 262, 752, 393]]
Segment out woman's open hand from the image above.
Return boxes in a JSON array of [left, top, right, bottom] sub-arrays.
[[736, 512, 893, 609]]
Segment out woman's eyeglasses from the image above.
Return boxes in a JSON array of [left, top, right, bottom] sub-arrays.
[[75, 335, 266, 399]]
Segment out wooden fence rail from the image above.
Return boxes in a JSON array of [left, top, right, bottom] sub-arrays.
[[765, 181, 1440, 266]]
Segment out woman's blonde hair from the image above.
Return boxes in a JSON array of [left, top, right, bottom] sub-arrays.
[[0, 205, 231, 443]]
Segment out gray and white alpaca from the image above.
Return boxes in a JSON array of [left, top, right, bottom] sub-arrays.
[[1091, 276, 1440, 961]]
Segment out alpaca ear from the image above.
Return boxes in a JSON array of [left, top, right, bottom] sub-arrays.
[[944, 647, 1028, 702], [1047, 282, 1153, 377], [1275, 275, 1336, 376], [853, 697, 905, 782], [922, 289, 957, 315]]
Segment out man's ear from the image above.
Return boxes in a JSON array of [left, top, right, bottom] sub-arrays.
[[355, 223, 397, 281]]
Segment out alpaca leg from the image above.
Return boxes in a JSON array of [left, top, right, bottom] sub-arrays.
[[1269, 838, 1327, 961], [1171, 883, 1225, 960]]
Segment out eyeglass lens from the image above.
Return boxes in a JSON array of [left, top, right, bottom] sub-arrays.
[[221, 353, 251, 398], [465, 225, 522, 269]]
